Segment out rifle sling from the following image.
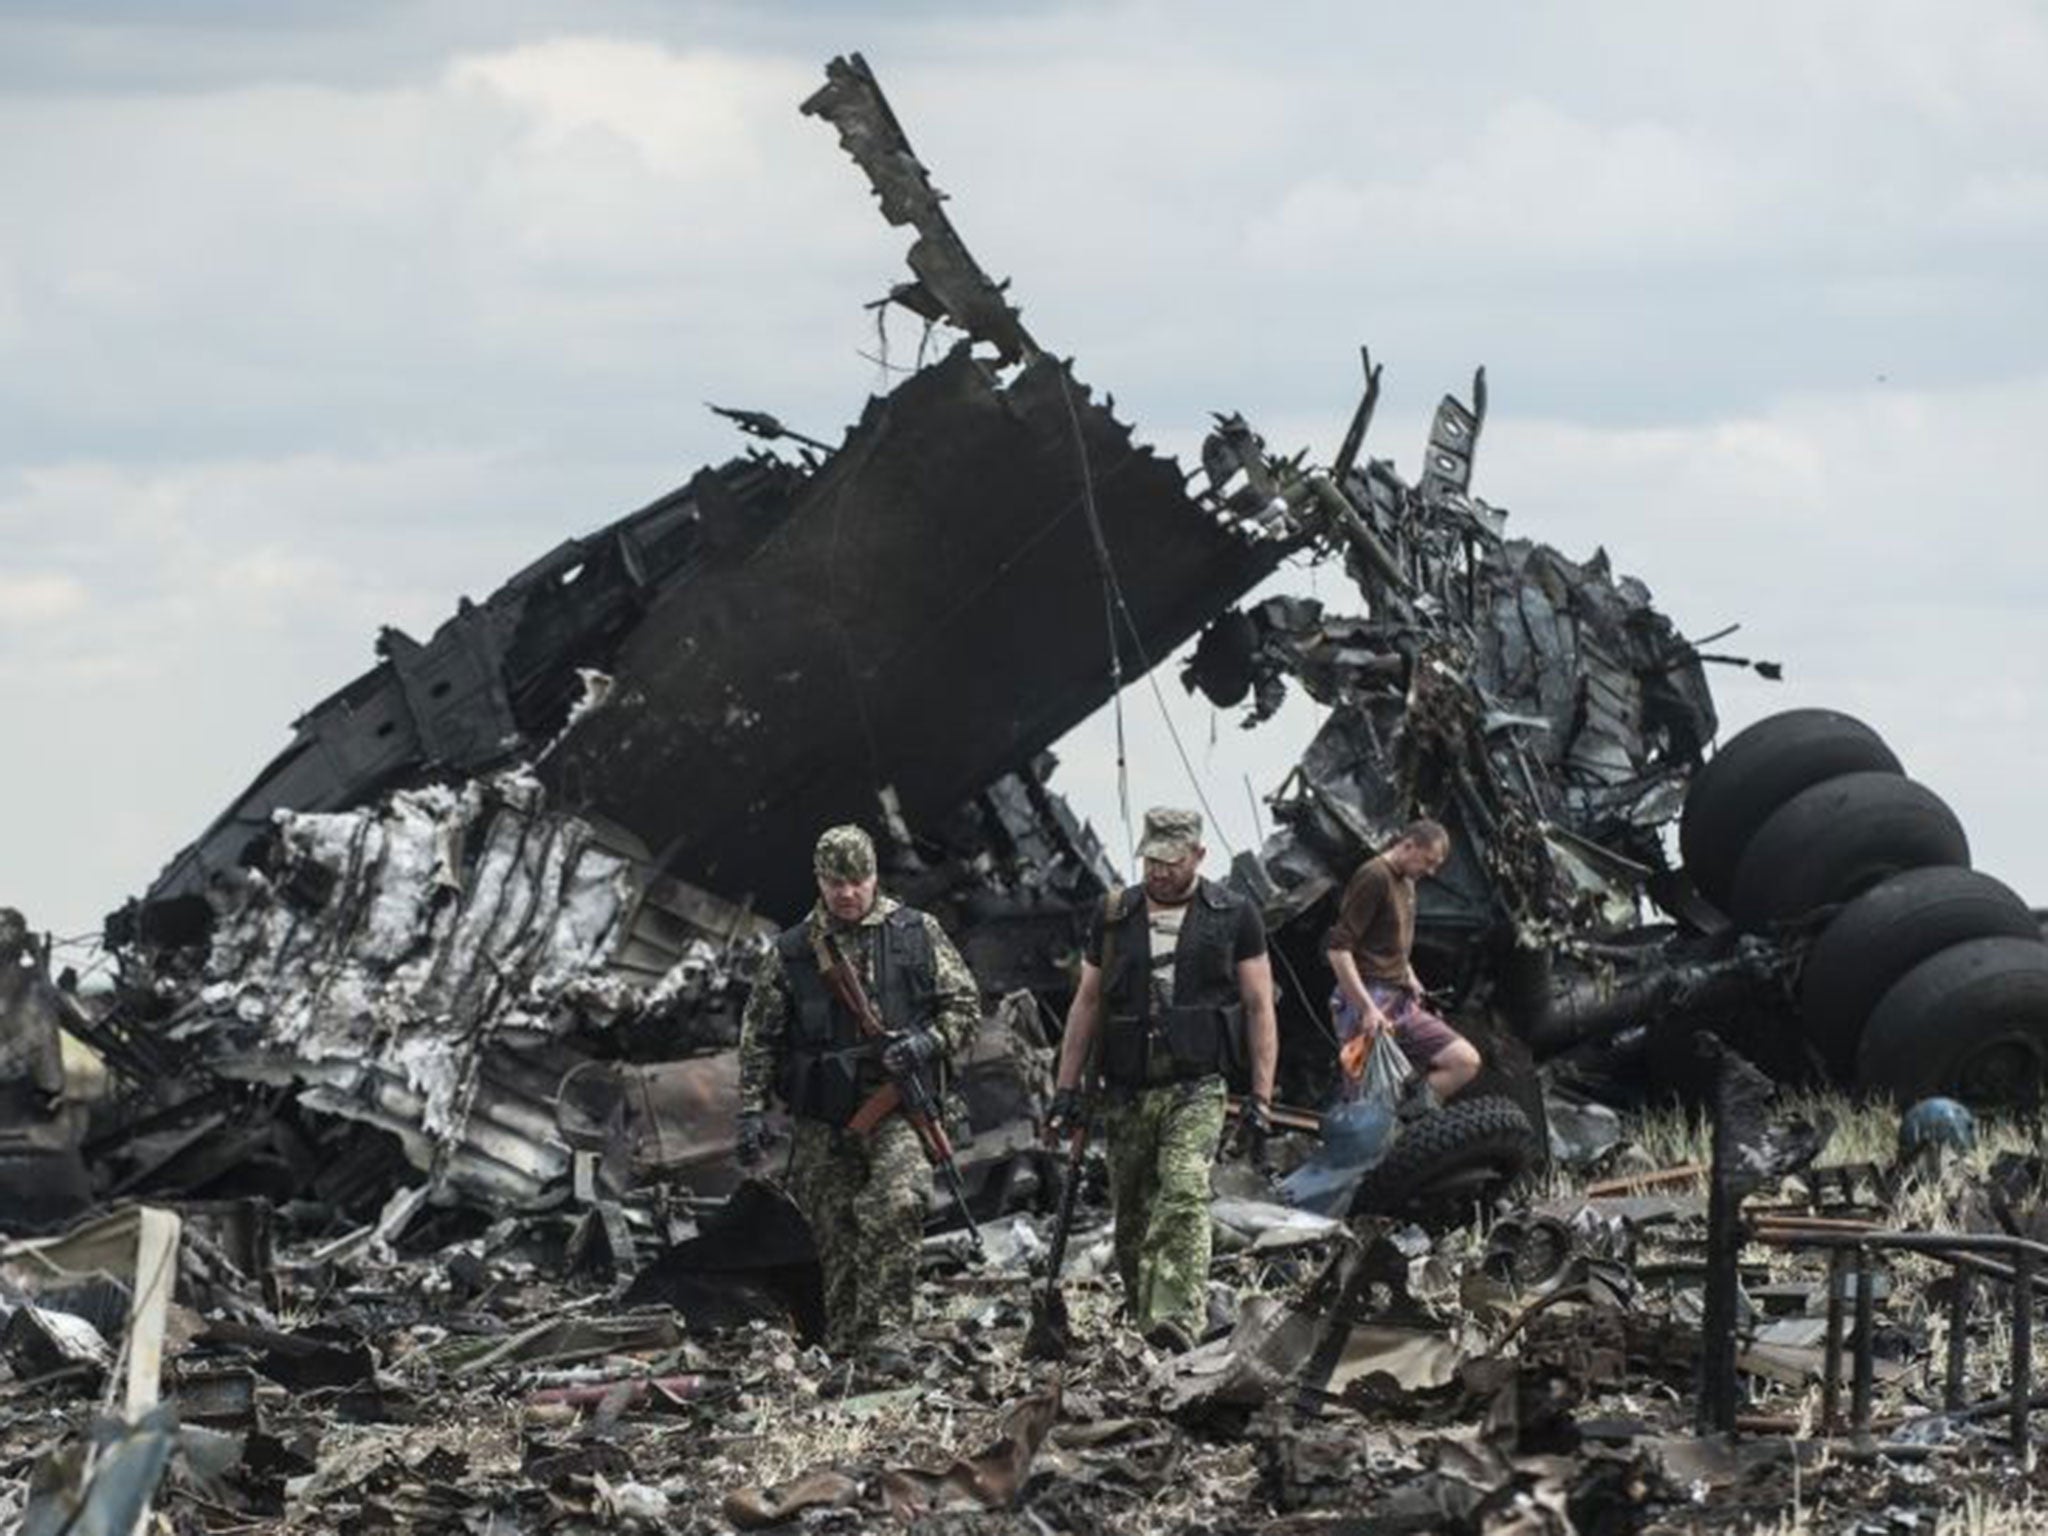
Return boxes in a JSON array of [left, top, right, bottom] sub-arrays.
[[810, 931, 886, 1040], [810, 927, 943, 1152]]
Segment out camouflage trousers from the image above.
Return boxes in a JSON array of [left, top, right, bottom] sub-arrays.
[[1103, 1076, 1226, 1338], [786, 1115, 930, 1356]]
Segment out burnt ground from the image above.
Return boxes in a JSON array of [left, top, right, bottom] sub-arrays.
[[8, 1095, 2048, 1535]]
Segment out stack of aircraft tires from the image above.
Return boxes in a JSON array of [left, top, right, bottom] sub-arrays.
[[1680, 708, 2048, 1106]]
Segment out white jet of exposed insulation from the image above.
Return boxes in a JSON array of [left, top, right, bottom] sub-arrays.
[[197, 770, 641, 1165]]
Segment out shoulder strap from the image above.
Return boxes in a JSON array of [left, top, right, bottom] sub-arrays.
[[1098, 884, 1127, 982]]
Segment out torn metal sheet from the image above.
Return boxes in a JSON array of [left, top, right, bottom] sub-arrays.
[[801, 52, 1038, 366], [1158, 1293, 1466, 1419], [1208, 1198, 1344, 1254], [0, 1306, 112, 1383], [136, 770, 780, 1206], [1170, 388, 1751, 1114], [540, 348, 1289, 916]]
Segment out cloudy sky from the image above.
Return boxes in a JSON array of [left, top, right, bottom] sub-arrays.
[[4, 0, 2045, 948]]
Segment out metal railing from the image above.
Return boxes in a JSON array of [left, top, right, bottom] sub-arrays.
[[1751, 1219, 2047, 1451]]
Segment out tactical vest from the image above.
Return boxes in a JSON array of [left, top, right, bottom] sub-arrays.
[[774, 906, 937, 1126], [1097, 879, 1249, 1088]]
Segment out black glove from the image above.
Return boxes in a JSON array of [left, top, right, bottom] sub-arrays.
[[1231, 1096, 1274, 1163], [735, 1111, 769, 1170], [1045, 1086, 1084, 1143], [881, 1028, 941, 1077]]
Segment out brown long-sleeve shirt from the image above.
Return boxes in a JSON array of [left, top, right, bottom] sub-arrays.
[[1326, 854, 1415, 985]]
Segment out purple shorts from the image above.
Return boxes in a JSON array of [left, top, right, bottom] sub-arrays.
[[1331, 983, 1466, 1077]]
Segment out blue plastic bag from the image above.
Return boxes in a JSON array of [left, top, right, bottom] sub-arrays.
[[1278, 1032, 1413, 1217]]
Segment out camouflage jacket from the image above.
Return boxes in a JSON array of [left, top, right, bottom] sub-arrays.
[[736, 894, 979, 1117]]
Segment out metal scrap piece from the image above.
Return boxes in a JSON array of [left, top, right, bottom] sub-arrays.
[[802, 53, 1037, 365]]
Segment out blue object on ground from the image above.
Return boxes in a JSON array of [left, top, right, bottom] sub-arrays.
[[1898, 1096, 1976, 1157], [1277, 1098, 1400, 1216]]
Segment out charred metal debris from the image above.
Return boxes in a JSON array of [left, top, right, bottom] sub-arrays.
[[11, 48, 2048, 1536]]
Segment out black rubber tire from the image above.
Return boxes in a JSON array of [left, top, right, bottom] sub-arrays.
[[1855, 936, 2048, 1106], [1727, 772, 1968, 931], [1347, 1095, 1543, 1221], [1800, 867, 2039, 1075], [1680, 710, 1902, 912]]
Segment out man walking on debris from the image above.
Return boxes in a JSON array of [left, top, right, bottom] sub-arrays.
[[734, 825, 980, 1365], [1325, 819, 1482, 1107], [1047, 808, 1279, 1352]]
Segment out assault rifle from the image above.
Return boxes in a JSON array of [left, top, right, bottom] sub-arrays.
[[812, 932, 984, 1256], [1026, 885, 1121, 1361], [1023, 1056, 1094, 1361]]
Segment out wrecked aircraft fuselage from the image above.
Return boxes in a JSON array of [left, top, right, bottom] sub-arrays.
[[77, 51, 2047, 1233], [137, 348, 1285, 937]]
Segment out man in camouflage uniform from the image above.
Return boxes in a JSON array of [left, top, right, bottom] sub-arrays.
[[1047, 808, 1278, 1352], [735, 825, 980, 1360]]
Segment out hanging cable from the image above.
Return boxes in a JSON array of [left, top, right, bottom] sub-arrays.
[[1123, 602, 1344, 1051], [1052, 365, 1136, 869], [1047, 363, 1230, 862], [1051, 364, 1340, 1051]]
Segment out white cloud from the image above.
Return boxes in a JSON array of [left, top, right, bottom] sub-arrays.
[[0, 445, 594, 931], [0, 572, 88, 626], [1248, 102, 1759, 276], [2, 2, 2046, 938], [449, 39, 799, 182], [0, 39, 899, 464], [1481, 374, 2048, 613], [442, 39, 885, 281], [0, 445, 597, 644]]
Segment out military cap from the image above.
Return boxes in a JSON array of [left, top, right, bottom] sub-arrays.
[[1136, 807, 1203, 862], [813, 824, 877, 880]]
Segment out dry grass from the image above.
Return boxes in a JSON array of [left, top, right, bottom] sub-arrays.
[[1729, 1495, 2048, 1536], [1617, 1090, 2041, 1205], [1723, 1473, 2046, 1535], [1937, 1489, 2048, 1535], [1628, 1101, 1713, 1170], [1565, 1090, 2048, 1447]]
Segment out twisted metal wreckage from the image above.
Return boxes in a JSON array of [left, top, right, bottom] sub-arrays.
[[14, 55, 2043, 1247]]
